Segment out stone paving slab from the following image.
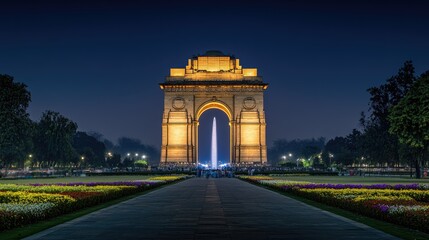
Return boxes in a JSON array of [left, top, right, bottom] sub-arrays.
[[24, 178, 398, 240]]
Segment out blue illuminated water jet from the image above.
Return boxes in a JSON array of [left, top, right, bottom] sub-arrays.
[[211, 117, 217, 169]]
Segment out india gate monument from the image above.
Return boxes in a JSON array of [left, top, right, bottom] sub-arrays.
[[160, 51, 268, 165]]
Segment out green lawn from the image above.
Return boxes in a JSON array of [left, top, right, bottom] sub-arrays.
[[272, 175, 429, 184], [0, 175, 154, 184]]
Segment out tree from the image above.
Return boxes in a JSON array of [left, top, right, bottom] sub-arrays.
[[33, 111, 78, 167], [268, 138, 325, 166], [361, 61, 417, 166], [106, 153, 121, 169], [389, 72, 429, 178], [134, 159, 148, 168], [0, 74, 33, 173], [323, 137, 354, 167], [116, 137, 159, 165], [346, 129, 364, 161], [87, 131, 115, 152], [73, 132, 106, 167]]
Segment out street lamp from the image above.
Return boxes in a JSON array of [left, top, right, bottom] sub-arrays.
[[127, 153, 131, 157], [289, 153, 292, 157], [142, 155, 146, 159], [329, 153, 334, 170], [281, 155, 287, 166], [135, 153, 139, 157]]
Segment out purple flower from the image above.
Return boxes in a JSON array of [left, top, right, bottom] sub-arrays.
[[279, 183, 422, 190], [29, 181, 160, 187], [375, 204, 389, 213]]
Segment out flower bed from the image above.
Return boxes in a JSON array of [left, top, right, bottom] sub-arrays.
[[238, 175, 429, 233], [147, 175, 187, 181], [0, 175, 189, 231]]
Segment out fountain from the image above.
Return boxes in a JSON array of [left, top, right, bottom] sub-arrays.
[[211, 117, 217, 169]]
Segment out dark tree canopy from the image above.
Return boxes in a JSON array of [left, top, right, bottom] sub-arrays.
[[0, 74, 33, 170], [324, 137, 349, 165], [389, 71, 429, 178], [360, 61, 418, 167], [115, 137, 160, 165], [389, 71, 429, 149], [33, 111, 78, 167], [106, 153, 121, 168], [268, 138, 325, 166], [73, 131, 106, 167], [367, 61, 416, 125]]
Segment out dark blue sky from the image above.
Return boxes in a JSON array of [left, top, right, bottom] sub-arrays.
[[1, 1, 429, 153]]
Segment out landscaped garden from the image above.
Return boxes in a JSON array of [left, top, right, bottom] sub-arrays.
[[239, 175, 429, 234], [0, 175, 189, 232]]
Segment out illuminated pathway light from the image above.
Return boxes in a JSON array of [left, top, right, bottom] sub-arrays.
[[211, 117, 217, 169]]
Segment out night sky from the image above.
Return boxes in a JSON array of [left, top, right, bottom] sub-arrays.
[[1, 1, 429, 161]]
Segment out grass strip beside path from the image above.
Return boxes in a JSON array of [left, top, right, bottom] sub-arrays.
[[240, 178, 429, 240], [0, 178, 187, 240]]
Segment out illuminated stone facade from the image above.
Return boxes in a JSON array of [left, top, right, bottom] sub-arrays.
[[160, 51, 268, 165]]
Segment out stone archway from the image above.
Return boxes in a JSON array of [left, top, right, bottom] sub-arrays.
[[160, 50, 268, 165], [195, 100, 233, 164]]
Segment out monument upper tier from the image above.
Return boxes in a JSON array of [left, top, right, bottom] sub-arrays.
[[165, 50, 262, 82]]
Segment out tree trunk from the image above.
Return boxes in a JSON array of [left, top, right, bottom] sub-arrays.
[[416, 158, 421, 179], [4, 163, 9, 177], [423, 144, 428, 178]]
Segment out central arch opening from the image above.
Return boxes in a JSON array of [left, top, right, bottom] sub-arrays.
[[198, 109, 230, 167]]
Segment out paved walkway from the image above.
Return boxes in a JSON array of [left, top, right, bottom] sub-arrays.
[[25, 178, 397, 240]]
